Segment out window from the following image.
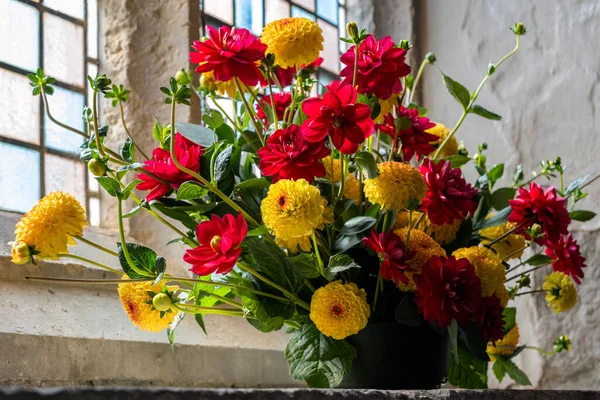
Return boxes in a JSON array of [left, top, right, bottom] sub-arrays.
[[0, 0, 101, 226]]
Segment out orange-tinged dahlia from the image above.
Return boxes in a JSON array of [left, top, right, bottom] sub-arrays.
[[261, 17, 323, 69], [14, 192, 87, 260]]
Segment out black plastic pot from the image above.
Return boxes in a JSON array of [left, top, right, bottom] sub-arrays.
[[340, 321, 450, 389]]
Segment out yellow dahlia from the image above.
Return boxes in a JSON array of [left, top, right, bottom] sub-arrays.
[[427, 123, 459, 158], [452, 246, 506, 298], [364, 162, 426, 210], [395, 211, 461, 245], [322, 156, 361, 204], [14, 191, 87, 259], [261, 179, 333, 252], [374, 93, 400, 124], [10, 240, 31, 265], [309, 280, 370, 340], [480, 220, 526, 261], [543, 272, 577, 313], [495, 284, 510, 307], [200, 70, 239, 98], [393, 228, 446, 292], [261, 17, 323, 69], [487, 324, 520, 360], [118, 276, 179, 332]]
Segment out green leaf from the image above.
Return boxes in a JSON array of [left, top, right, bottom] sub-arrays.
[[116, 162, 145, 173], [449, 319, 459, 364], [235, 177, 270, 190], [503, 307, 517, 333], [288, 253, 320, 279], [201, 109, 225, 129], [123, 204, 142, 218], [493, 356, 531, 386], [167, 311, 186, 350], [459, 322, 490, 362], [245, 238, 304, 294], [441, 72, 470, 109], [324, 254, 360, 281], [176, 181, 208, 200], [487, 164, 505, 187], [215, 123, 235, 143], [354, 151, 379, 179], [444, 155, 471, 169], [493, 359, 507, 382], [474, 206, 511, 231], [470, 104, 502, 120], [523, 253, 553, 266], [333, 235, 362, 254], [339, 216, 377, 235], [569, 210, 597, 222], [365, 203, 381, 218], [448, 347, 488, 389], [175, 122, 217, 147], [214, 145, 233, 182], [121, 137, 134, 163], [121, 179, 140, 200], [286, 323, 357, 388], [565, 174, 590, 196], [491, 187, 516, 210], [117, 242, 157, 279], [96, 176, 121, 197], [512, 164, 524, 185]]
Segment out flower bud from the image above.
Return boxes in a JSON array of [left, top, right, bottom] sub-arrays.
[[175, 69, 191, 85], [152, 293, 173, 312], [11, 240, 31, 265], [488, 63, 496, 75], [88, 158, 107, 177], [519, 275, 531, 288], [425, 52, 436, 64], [553, 335, 571, 353], [346, 22, 359, 42], [399, 40, 412, 51], [511, 22, 527, 36], [530, 223, 542, 237], [199, 73, 217, 92]]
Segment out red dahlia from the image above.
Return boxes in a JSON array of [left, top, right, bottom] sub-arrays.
[[183, 212, 248, 276], [473, 294, 505, 343], [377, 107, 438, 161], [256, 92, 292, 124], [257, 124, 329, 183], [340, 35, 411, 100], [301, 81, 374, 154], [362, 230, 416, 285], [545, 234, 586, 284], [260, 66, 296, 88], [190, 26, 267, 86], [136, 133, 203, 201], [508, 182, 570, 242], [413, 256, 482, 328], [419, 159, 478, 225]]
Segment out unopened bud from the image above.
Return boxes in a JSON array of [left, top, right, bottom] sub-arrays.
[[511, 22, 527, 36], [425, 52, 436, 64], [519, 275, 531, 288], [530, 223, 542, 237], [11, 240, 31, 265], [488, 63, 496, 75], [199, 73, 217, 92], [88, 158, 107, 177], [399, 40, 412, 51], [152, 293, 173, 312], [175, 69, 191, 85], [346, 22, 359, 42], [553, 335, 571, 352]]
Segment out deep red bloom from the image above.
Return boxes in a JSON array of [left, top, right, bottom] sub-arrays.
[[473, 294, 505, 344], [260, 66, 296, 88], [545, 234, 586, 284], [419, 159, 478, 225], [257, 124, 329, 183], [183, 212, 248, 276], [136, 133, 203, 201], [362, 230, 416, 285], [256, 92, 292, 124], [508, 182, 570, 242], [340, 35, 411, 99], [302, 56, 323, 71], [190, 26, 267, 86], [413, 256, 482, 328], [301, 81, 375, 154]]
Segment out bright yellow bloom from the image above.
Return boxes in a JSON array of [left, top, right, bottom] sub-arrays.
[[261, 17, 323, 69], [427, 123, 459, 158], [393, 228, 446, 292], [200, 70, 239, 97], [495, 284, 510, 307], [118, 276, 179, 332], [322, 156, 361, 204], [543, 272, 577, 313], [480, 220, 526, 261], [10, 240, 31, 265], [374, 94, 400, 123], [487, 324, 520, 360], [14, 192, 87, 259], [310, 280, 370, 340], [453, 246, 506, 298], [395, 211, 461, 245], [261, 179, 333, 252], [364, 162, 426, 210]]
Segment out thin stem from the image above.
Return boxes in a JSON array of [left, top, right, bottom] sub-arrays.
[[119, 101, 150, 160], [352, 42, 359, 87], [304, 278, 316, 293], [312, 230, 325, 276], [267, 66, 279, 130], [72, 235, 118, 257], [502, 244, 530, 262], [92, 90, 106, 157], [118, 197, 152, 277], [234, 78, 265, 144], [566, 173, 600, 199], [337, 154, 347, 201], [487, 222, 528, 247], [506, 264, 550, 282], [517, 173, 542, 188], [525, 345, 557, 356], [405, 209, 414, 247], [58, 253, 121, 275], [559, 170, 564, 196], [210, 93, 243, 131], [173, 303, 249, 317], [408, 58, 428, 104], [515, 289, 546, 297], [41, 86, 88, 138], [190, 290, 244, 309], [372, 267, 383, 312], [413, 212, 426, 231]]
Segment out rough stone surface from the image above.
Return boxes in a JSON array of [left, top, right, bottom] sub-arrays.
[[417, 0, 600, 390]]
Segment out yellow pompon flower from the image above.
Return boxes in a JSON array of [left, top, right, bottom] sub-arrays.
[[543, 272, 577, 313], [487, 324, 520, 360], [427, 123, 459, 158], [393, 228, 446, 292], [480, 220, 526, 261], [118, 276, 179, 332], [395, 211, 461, 245], [452, 246, 506, 298], [200, 70, 239, 98], [14, 191, 87, 260], [261, 17, 324, 69], [495, 284, 510, 307], [310, 280, 370, 340], [261, 179, 333, 252], [322, 156, 361, 204], [364, 162, 426, 210], [374, 93, 400, 124]]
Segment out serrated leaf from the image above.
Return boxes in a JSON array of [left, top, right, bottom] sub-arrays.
[[441, 72, 470, 109], [470, 104, 502, 120], [96, 176, 121, 197], [493, 359, 507, 382], [117, 242, 157, 279], [569, 210, 596, 222], [448, 347, 488, 389], [459, 321, 490, 362], [245, 238, 304, 294], [354, 151, 379, 179], [493, 356, 531, 386], [176, 181, 208, 200], [503, 307, 516, 333], [289, 253, 320, 279], [339, 216, 377, 235], [213, 145, 233, 182]]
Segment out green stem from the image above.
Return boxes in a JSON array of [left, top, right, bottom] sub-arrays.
[[234, 78, 265, 144], [190, 291, 244, 309], [525, 345, 558, 356], [287, 78, 301, 125], [267, 66, 279, 130], [119, 101, 150, 160], [117, 197, 152, 277], [352, 42, 359, 87], [209, 93, 243, 131], [565, 173, 600, 199], [41, 86, 88, 138], [515, 289, 546, 297], [173, 303, 249, 317], [506, 264, 550, 282], [337, 154, 348, 201], [312, 230, 325, 276], [92, 90, 106, 157], [304, 278, 316, 293], [502, 244, 530, 262], [58, 253, 121, 275], [408, 58, 428, 104], [72, 235, 118, 257], [486, 221, 528, 247], [405, 209, 414, 247], [372, 267, 383, 312]]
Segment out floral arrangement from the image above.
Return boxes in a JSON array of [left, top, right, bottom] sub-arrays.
[[11, 18, 597, 389]]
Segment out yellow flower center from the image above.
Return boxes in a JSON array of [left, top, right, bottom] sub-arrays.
[[330, 304, 345, 317], [210, 235, 222, 252]]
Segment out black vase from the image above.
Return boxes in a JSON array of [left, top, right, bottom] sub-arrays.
[[340, 321, 450, 389]]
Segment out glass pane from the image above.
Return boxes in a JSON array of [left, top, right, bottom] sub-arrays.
[[292, 0, 314, 12], [89, 196, 100, 226], [291, 5, 315, 20], [44, 86, 85, 153], [319, 19, 338, 73], [45, 153, 86, 206], [0, 142, 40, 213], [316, 0, 337, 24], [87, 0, 98, 58], [87, 168, 99, 192], [265, 0, 290, 24], [0, 0, 39, 71], [87, 62, 98, 108], [203, 0, 234, 25], [43, 13, 85, 87], [235, 0, 263, 35], [44, 0, 85, 19], [0, 69, 40, 144], [206, 97, 235, 123], [338, 6, 346, 52]]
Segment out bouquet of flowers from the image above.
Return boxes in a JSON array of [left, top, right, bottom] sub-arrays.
[[11, 18, 596, 389]]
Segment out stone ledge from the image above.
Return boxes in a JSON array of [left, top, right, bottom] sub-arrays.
[[1, 388, 599, 400]]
